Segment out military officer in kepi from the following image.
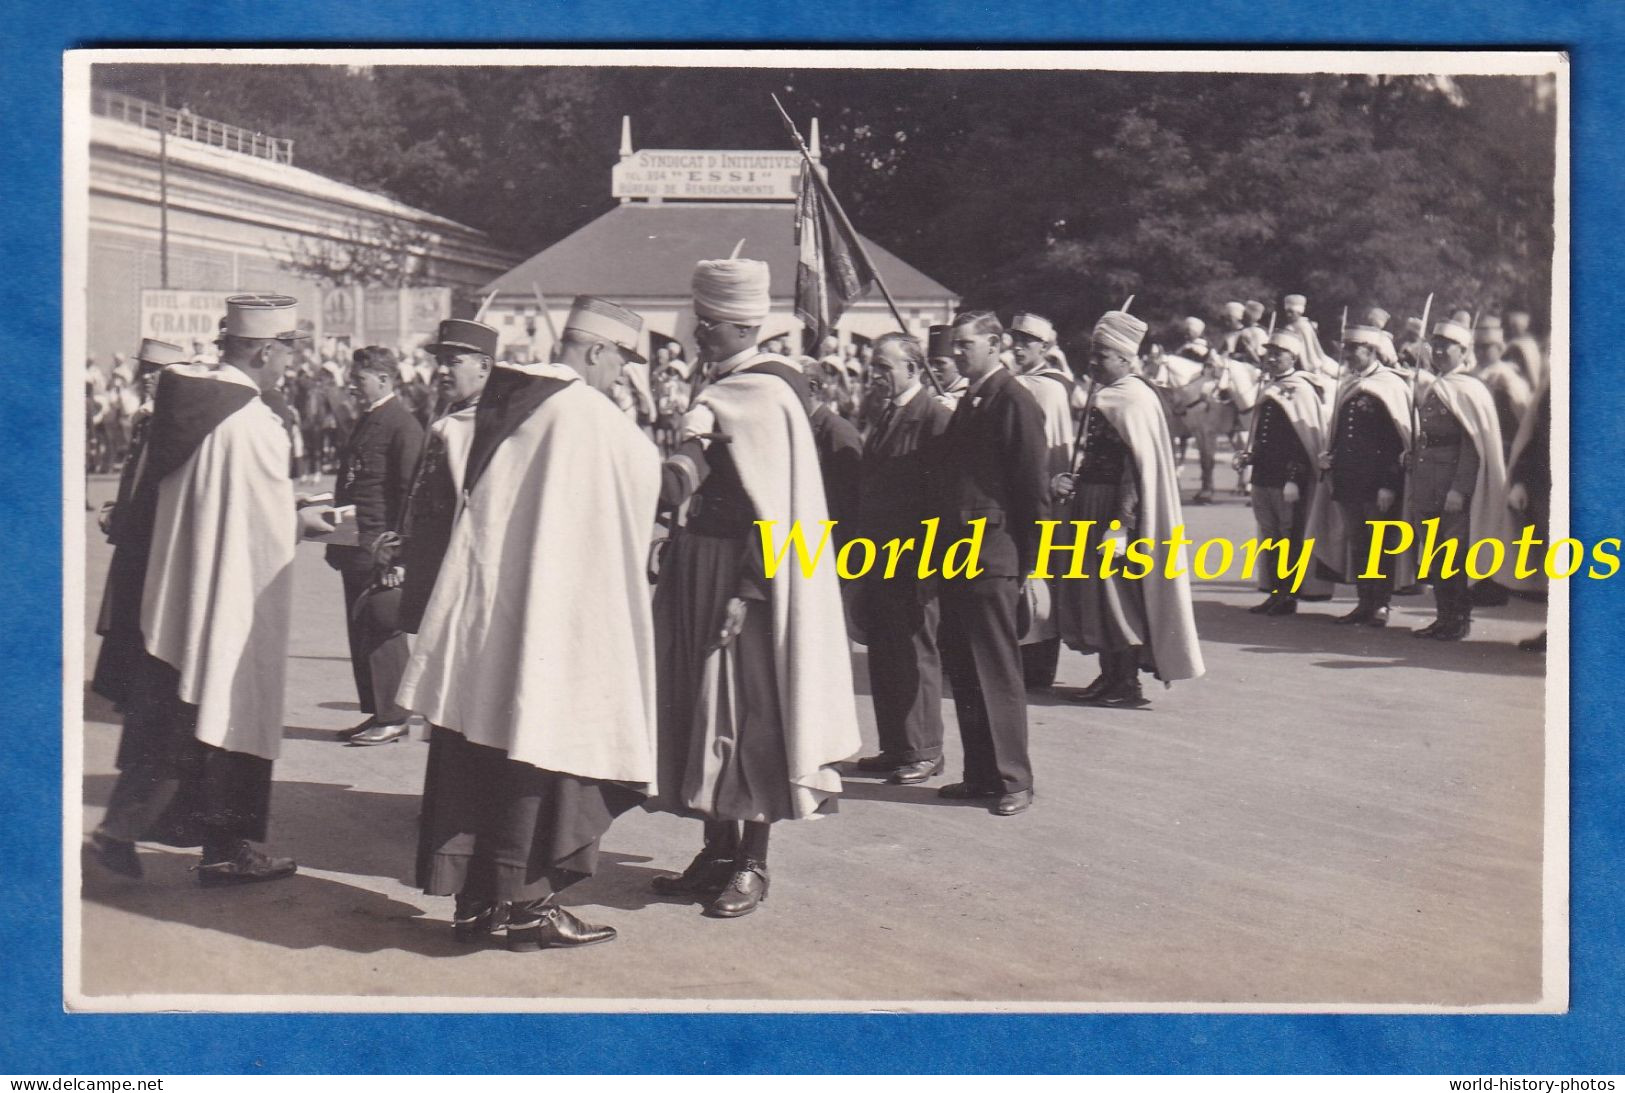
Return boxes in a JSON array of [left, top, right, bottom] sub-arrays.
[[87, 294, 329, 885]]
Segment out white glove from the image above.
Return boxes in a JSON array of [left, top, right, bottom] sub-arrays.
[[681, 403, 717, 442]]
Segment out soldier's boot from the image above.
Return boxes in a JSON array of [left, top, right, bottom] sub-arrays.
[[1414, 586, 1448, 638], [1432, 586, 1473, 641]]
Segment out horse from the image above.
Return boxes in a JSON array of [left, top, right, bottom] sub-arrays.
[[1147, 351, 1259, 503]]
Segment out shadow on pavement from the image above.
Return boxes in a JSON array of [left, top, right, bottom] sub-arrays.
[[570, 850, 706, 912], [81, 774, 423, 882], [83, 682, 120, 727], [79, 846, 462, 959], [283, 723, 353, 743], [838, 779, 998, 808], [1189, 598, 1545, 677]]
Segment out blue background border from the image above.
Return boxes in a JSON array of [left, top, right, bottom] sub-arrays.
[[4, 1, 1620, 1074]]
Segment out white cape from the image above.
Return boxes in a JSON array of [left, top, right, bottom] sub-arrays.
[[141, 375, 295, 762], [399, 370, 662, 789]]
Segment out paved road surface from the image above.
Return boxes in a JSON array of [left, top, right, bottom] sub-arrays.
[[75, 456, 1551, 1009]]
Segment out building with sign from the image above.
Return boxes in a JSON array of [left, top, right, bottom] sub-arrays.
[[84, 90, 520, 366], [479, 118, 958, 362]]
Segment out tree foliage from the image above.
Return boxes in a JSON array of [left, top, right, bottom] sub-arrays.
[[95, 63, 1556, 344]]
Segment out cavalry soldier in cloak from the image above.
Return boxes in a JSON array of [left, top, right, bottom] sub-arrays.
[[87, 295, 322, 884], [1282, 293, 1340, 378], [648, 257, 861, 917], [1305, 324, 1416, 626], [1502, 309, 1546, 390], [1473, 315, 1534, 456], [1363, 306, 1399, 366], [1055, 310, 1205, 709], [398, 298, 660, 951], [1007, 311, 1077, 689], [930, 310, 1049, 816], [848, 332, 953, 786], [1236, 330, 1333, 615], [1219, 301, 1247, 357], [1238, 300, 1269, 364], [1412, 318, 1509, 641]]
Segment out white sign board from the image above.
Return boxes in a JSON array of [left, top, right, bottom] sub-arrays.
[[612, 149, 804, 201], [138, 289, 235, 343]]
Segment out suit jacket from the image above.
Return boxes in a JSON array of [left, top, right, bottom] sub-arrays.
[[857, 388, 952, 542], [932, 367, 1051, 580], [810, 402, 862, 544], [326, 394, 424, 570]]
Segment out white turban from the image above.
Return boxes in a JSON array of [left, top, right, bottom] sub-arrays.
[[1092, 311, 1147, 358], [692, 258, 771, 325]]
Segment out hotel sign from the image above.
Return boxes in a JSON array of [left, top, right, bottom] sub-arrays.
[[138, 289, 236, 343], [612, 149, 806, 201]]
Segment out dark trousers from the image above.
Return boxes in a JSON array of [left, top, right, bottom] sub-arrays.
[[863, 578, 945, 764], [1338, 499, 1397, 610], [416, 727, 641, 903], [938, 576, 1032, 794], [99, 654, 272, 849], [340, 567, 408, 722]]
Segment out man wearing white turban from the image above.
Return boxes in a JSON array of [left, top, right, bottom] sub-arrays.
[[647, 257, 861, 919], [1055, 311, 1205, 708]]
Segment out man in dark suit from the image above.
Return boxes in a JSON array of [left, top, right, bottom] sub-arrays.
[[326, 345, 424, 745], [848, 332, 953, 785], [931, 311, 1050, 816], [807, 366, 862, 545]]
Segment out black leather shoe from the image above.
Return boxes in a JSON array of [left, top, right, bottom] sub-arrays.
[[937, 781, 1001, 800], [338, 717, 377, 741], [452, 897, 509, 944], [1362, 606, 1391, 628], [1431, 617, 1472, 641], [85, 832, 143, 879], [1413, 618, 1445, 638], [1263, 596, 1298, 616], [890, 756, 945, 785], [507, 902, 617, 950], [707, 859, 770, 918], [851, 753, 907, 775], [194, 840, 297, 887], [1071, 674, 1115, 702], [348, 721, 409, 747], [1334, 605, 1373, 625], [1518, 631, 1547, 653], [994, 789, 1034, 816], [1091, 676, 1149, 708], [1248, 596, 1277, 614], [651, 849, 736, 898]]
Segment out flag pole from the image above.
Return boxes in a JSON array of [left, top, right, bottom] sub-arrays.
[[771, 94, 943, 394], [530, 283, 561, 344]]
